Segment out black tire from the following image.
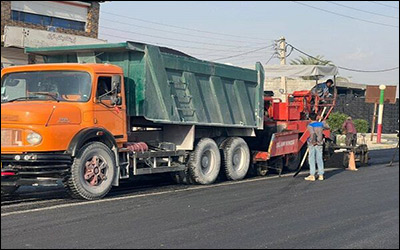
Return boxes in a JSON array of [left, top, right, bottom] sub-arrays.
[[255, 164, 268, 176], [64, 142, 116, 200], [285, 145, 307, 172], [285, 153, 301, 172], [1, 186, 18, 197], [221, 137, 250, 181], [362, 152, 369, 166], [358, 144, 369, 166], [343, 153, 350, 168], [188, 138, 221, 185]]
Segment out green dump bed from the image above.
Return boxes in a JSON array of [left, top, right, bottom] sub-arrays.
[[26, 42, 264, 129]]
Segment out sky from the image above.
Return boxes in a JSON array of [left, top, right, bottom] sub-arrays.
[[98, 1, 399, 88]]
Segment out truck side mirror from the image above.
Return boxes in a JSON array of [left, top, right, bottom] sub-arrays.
[[111, 75, 121, 93], [111, 75, 122, 106]]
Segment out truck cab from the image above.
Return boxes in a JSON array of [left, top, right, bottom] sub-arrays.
[[1, 63, 127, 198]]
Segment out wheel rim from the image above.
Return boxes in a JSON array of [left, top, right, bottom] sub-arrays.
[[232, 147, 245, 171], [201, 149, 215, 176], [84, 155, 108, 187]]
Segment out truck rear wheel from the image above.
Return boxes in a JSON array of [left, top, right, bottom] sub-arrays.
[[188, 138, 221, 185], [64, 142, 116, 200], [221, 137, 250, 181]]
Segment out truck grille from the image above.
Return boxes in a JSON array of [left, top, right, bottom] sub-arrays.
[[1, 129, 23, 147]]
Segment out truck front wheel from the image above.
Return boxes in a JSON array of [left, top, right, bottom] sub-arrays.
[[188, 138, 221, 185], [64, 142, 116, 200], [221, 137, 250, 181]]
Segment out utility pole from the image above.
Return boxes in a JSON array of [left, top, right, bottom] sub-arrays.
[[279, 36, 287, 101]]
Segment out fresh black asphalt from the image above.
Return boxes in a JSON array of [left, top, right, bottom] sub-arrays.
[[1, 148, 399, 249]]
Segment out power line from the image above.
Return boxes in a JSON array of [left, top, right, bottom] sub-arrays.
[[285, 45, 295, 58], [190, 47, 275, 58], [31, 0, 267, 53], [369, 1, 399, 9], [98, 32, 259, 53], [286, 43, 399, 73], [228, 52, 278, 66], [100, 17, 267, 46], [213, 52, 274, 62], [327, 1, 398, 19], [101, 26, 258, 48], [265, 52, 279, 65], [336, 65, 399, 73], [211, 45, 275, 61], [292, 1, 399, 28], [101, 10, 268, 42], [99, 32, 276, 61], [196, 50, 274, 60], [31, 1, 269, 48], [192, 39, 277, 57], [99, 31, 275, 55]]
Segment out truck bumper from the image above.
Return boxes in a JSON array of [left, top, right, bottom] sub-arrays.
[[1, 153, 72, 187]]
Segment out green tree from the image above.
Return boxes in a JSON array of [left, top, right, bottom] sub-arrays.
[[327, 112, 370, 134], [290, 55, 332, 66], [289, 55, 350, 82], [290, 55, 332, 80], [327, 112, 348, 133], [353, 119, 369, 133], [336, 76, 350, 82]]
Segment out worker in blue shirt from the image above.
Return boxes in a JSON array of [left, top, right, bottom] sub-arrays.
[[305, 113, 330, 181]]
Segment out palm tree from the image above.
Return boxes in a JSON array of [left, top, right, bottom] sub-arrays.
[[290, 55, 333, 80], [290, 55, 332, 66]]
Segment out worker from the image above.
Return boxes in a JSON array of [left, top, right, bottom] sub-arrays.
[[342, 116, 357, 147], [305, 113, 330, 182], [310, 79, 333, 115], [311, 79, 333, 99]]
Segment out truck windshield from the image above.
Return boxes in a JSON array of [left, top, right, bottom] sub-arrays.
[[1, 71, 91, 103]]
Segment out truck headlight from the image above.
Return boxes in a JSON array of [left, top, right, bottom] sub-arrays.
[[26, 132, 42, 145]]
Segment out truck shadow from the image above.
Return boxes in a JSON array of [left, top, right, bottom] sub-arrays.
[[2, 148, 397, 205]]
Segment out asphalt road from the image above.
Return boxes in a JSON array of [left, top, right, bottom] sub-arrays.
[[1, 149, 399, 249]]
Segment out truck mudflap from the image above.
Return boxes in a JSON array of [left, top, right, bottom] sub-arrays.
[[252, 131, 301, 162], [1, 153, 72, 186], [268, 131, 300, 157]]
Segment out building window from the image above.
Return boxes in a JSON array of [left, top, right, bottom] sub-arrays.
[[11, 10, 86, 31]]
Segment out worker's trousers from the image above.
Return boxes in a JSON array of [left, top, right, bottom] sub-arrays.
[[308, 145, 325, 176]]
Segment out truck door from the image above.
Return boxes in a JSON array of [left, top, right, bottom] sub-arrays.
[[94, 75, 126, 141]]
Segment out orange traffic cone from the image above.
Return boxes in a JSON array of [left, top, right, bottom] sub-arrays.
[[345, 151, 358, 171]]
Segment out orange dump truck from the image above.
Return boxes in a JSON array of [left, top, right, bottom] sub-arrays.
[[1, 42, 268, 199]]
